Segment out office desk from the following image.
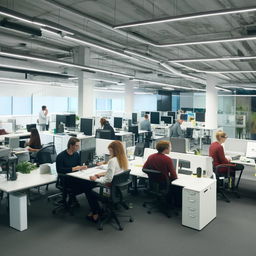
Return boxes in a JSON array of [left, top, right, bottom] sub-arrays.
[[0, 169, 57, 231], [129, 157, 216, 230], [0, 131, 31, 143]]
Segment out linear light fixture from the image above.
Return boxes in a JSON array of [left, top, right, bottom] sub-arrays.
[[168, 55, 256, 63], [215, 86, 232, 92], [132, 78, 205, 91], [90, 78, 124, 84], [0, 51, 134, 78], [134, 92, 154, 95], [64, 35, 136, 60], [0, 7, 73, 35], [94, 89, 125, 93], [0, 63, 63, 75], [114, 6, 256, 29]]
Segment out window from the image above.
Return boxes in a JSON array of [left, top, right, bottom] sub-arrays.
[[0, 96, 12, 115], [13, 97, 31, 115], [134, 95, 157, 112], [112, 98, 124, 112], [68, 97, 78, 113], [96, 98, 112, 111]]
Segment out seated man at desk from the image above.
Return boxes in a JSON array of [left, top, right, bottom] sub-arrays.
[[140, 114, 151, 131], [100, 118, 115, 139], [143, 140, 181, 206], [56, 137, 87, 206], [170, 119, 184, 138]]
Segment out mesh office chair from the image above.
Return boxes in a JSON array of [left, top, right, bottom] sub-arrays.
[[214, 164, 244, 203], [142, 168, 176, 218], [144, 131, 152, 148], [35, 143, 57, 166], [134, 142, 146, 157], [92, 170, 133, 231]]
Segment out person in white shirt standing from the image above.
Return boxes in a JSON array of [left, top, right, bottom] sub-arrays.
[[85, 140, 128, 222], [38, 105, 48, 131]]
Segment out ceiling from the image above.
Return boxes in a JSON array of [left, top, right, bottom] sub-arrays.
[[0, 0, 256, 92]]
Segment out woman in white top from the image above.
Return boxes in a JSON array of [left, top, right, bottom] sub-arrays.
[[86, 140, 128, 222]]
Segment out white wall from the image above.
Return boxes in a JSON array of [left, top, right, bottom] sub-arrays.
[[133, 94, 157, 112]]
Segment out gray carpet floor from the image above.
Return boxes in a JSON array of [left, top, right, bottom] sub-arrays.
[[0, 178, 256, 256]]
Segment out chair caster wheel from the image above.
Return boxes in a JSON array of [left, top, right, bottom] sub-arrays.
[[147, 211, 151, 214], [98, 227, 103, 231], [119, 227, 123, 231], [52, 210, 56, 215], [129, 217, 134, 222]]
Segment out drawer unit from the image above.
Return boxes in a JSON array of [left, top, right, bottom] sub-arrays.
[[182, 180, 216, 230]]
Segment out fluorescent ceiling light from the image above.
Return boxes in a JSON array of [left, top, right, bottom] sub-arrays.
[[94, 89, 124, 93], [114, 6, 256, 29], [0, 51, 134, 78], [242, 88, 256, 90], [134, 92, 154, 95], [162, 87, 174, 90], [0, 7, 73, 35], [68, 77, 78, 80], [133, 78, 205, 91], [168, 55, 256, 63], [215, 86, 232, 92], [64, 35, 135, 60]]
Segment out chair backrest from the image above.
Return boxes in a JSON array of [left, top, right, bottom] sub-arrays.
[[142, 168, 169, 194], [36, 143, 57, 165], [186, 128, 194, 139], [134, 142, 146, 157], [110, 170, 131, 203]]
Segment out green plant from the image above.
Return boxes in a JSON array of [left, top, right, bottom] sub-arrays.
[[76, 115, 80, 121], [16, 161, 37, 174]]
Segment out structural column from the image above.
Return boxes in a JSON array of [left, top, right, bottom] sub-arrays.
[[205, 75, 218, 129], [125, 81, 134, 116], [74, 46, 95, 117]]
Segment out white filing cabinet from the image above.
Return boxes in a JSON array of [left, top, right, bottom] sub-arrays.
[[182, 179, 216, 230], [9, 192, 27, 231]]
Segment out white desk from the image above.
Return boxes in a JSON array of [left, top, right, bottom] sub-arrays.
[[0, 169, 57, 231], [129, 157, 216, 230], [68, 167, 100, 181]]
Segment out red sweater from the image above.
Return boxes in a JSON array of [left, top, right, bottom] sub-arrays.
[[143, 153, 177, 181], [209, 141, 231, 173]]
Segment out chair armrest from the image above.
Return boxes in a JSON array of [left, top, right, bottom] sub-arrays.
[[115, 180, 132, 188]]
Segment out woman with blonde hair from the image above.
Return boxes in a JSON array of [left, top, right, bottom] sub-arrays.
[[85, 140, 128, 222]]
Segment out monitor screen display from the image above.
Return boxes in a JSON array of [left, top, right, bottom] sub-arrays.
[[180, 114, 188, 121], [114, 117, 123, 129], [195, 112, 205, 122], [132, 113, 137, 124], [150, 112, 160, 124], [65, 114, 76, 128], [161, 116, 173, 124], [80, 118, 93, 135]]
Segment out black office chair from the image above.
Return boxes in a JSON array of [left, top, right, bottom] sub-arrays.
[[134, 142, 146, 157], [51, 173, 75, 215], [144, 131, 152, 148], [185, 128, 194, 139], [214, 164, 244, 203], [35, 143, 57, 166], [142, 168, 175, 218], [92, 170, 133, 231]]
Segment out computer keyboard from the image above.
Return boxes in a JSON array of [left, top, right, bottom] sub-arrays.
[[231, 155, 241, 160]]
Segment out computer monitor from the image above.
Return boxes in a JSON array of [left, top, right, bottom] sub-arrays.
[[128, 125, 138, 134], [132, 113, 137, 124], [170, 138, 187, 153], [150, 112, 160, 124], [56, 115, 66, 132], [26, 124, 37, 132], [180, 114, 188, 121], [65, 114, 76, 128], [95, 129, 112, 140], [80, 118, 93, 136], [246, 141, 256, 158], [8, 137, 20, 150], [168, 111, 176, 120], [195, 112, 205, 122], [80, 148, 95, 165], [161, 116, 173, 124], [114, 117, 123, 129]]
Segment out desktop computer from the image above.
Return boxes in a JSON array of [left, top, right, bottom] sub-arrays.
[[161, 116, 173, 124], [26, 124, 37, 132], [150, 112, 160, 124], [132, 113, 137, 124], [80, 118, 93, 136], [80, 148, 95, 166], [195, 112, 205, 122], [114, 117, 123, 129]]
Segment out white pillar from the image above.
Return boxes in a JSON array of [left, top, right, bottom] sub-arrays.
[[205, 75, 218, 129], [74, 46, 95, 117], [125, 81, 134, 116]]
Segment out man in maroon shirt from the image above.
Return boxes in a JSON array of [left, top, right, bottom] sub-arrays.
[[143, 140, 181, 207], [143, 140, 177, 181]]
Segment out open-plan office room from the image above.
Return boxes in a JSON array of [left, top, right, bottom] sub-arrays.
[[0, 1, 256, 256]]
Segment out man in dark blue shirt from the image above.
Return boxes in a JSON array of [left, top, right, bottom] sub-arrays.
[[56, 137, 87, 205]]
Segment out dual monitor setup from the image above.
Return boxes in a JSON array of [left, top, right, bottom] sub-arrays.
[[180, 112, 205, 122], [142, 111, 176, 125]]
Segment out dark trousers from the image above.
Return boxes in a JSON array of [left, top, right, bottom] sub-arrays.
[[83, 180, 101, 214]]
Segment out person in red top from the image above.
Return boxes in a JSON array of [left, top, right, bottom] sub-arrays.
[[143, 140, 177, 181], [143, 140, 181, 207], [209, 131, 244, 179]]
